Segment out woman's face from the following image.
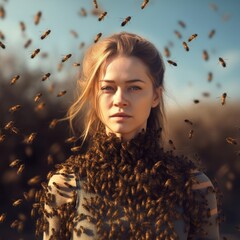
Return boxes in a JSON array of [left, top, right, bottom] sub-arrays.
[[98, 55, 161, 141]]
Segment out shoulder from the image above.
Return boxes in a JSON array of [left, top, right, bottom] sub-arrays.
[[47, 168, 78, 207]]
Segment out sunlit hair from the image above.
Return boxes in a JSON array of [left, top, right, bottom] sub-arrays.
[[67, 32, 165, 145]]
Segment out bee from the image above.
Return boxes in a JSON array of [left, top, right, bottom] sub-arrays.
[[121, 16, 131, 27], [184, 119, 193, 125], [220, 92, 227, 105], [98, 11, 107, 21], [178, 20, 186, 28], [141, 0, 149, 9], [208, 72, 213, 82], [202, 50, 209, 61], [24, 39, 32, 48], [13, 199, 23, 207], [31, 48, 40, 59], [73, 62, 81, 67], [0, 134, 6, 143], [57, 90, 67, 97], [208, 29, 215, 38], [79, 8, 87, 17], [167, 60, 177, 66], [65, 136, 77, 143], [71, 146, 81, 152], [41, 72, 51, 81], [34, 93, 42, 102], [0, 213, 6, 223], [0, 41, 6, 49], [202, 92, 210, 97], [49, 119, 58, 129], [164, 47, 170, 58], [10, 75, 20, 85], [182, 41, 189, 51], [11, 127, 20, 135], [209, 3, 218, 11], [9, 159, 21, 168], [0, 6, 5, 19], [188, 129, 194, 139], [94, 32, 102, 43], [24, 132, 37, 144], [62, 54, 72, 62], [70, 30, 78, 38], [93, 0, 98, 8], [174, 30, 182, 39], [168, 139, 176, 150], [17, 164, 25, 175], [226, 137, 237, 145], [27, 175, 41, 186], [19, 21, 26, 32], [188, 33, 198, 42], [34, 11, 42, 25], [40, 29, 51, 40], [47, 154, 54, 165], [4, 121, 14, 130], [193, 99, 200, 104], [9, 105, 21, 113], [0, 31, 5, 40], [79, 42, 85, 49], [219, 57, 226, 67]]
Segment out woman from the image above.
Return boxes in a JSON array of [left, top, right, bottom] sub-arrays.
[[35, 32, 220, 240]]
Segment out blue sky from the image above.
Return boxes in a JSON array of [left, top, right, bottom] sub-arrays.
[[0, 0, 240, 110]]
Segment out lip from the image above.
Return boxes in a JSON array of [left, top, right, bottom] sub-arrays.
[[110, 113, 131, 117]]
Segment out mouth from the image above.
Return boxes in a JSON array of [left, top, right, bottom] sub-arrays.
[[110, 113, 131, 118]]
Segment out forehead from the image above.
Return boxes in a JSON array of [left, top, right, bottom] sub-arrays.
[[102, 55, 150, 82]]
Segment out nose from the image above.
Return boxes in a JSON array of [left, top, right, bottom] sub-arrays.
[[113, 88, 128, 108]]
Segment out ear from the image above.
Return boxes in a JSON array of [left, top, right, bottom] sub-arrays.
[[151, 87, 162, 108]]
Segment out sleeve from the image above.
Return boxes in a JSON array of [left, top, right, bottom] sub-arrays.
[[188, 171, 220, 240], [42, 169, 78, 240]]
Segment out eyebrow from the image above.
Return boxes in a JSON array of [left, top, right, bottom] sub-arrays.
[[99, 79, 146, 84]]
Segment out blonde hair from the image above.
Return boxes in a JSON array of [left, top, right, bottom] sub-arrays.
[[67, 32, 165, 144]]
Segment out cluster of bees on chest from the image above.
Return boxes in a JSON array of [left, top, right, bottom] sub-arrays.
[[0, 0, 239, 238]]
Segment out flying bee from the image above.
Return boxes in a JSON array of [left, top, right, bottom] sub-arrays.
[[57, 90, 67, 97], [94, 32, 102, 43], [182, 41, 189, 51], [220, 92, 227, 105], [193, 99, 200, 104], [188, 129, 194, 139], [188, 33, 198, 42], [73, 62, 81, 67], [17, 164, 24, 174], [0, 41, 6, 49], [19, 21, 26, 32], [98, 11, 107, 21], [178, 20, 186, 28], [0, 213, 6, 223], [11, 127, 20, 135], [0, 134, 6, 143], [93, 0, 98, 8], [167, 60, 177, 66], [202, 50, 209, 61], [71, 146, 81, 152], [9, 159, 21, 168], [10, 75, 20, 85], [79, 42, 85, 49], [12, 199, 23, 207], [0, 31, 5, 40], [208, 29, 215, 38], [4, 121, 14, 130], [34, 93, 42, 102], [208, 72, 213, 82], [65, 136, 77, 143], [9, 104, 21, 113], [164, 47, 170, 58], [70, 30, 78, 38], [174, 30, 182, 39], [121, 16, 131, 27], [24, 132, 37, 144], [24, 39, 32, 48], [168, 139, 176, 150], [41, 72, 51, 81], [202, 91, 210, 97], [34, 11, 42, 25], [27, 175, 41, 186], [79, 8, 87, 17], [40, 29, 51, 40], [184, 119, 193, 125], [141, 0, 149, 9], [219, 57, 226, 67], [62, 54, 72, 62], [226, 137, 237, 145], [31, 48, 40, 58], [0, 6, 5, 19], [49, 119, 58, 129]]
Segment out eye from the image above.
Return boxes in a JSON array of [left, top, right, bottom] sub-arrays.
[[100, 86, 114, 92], [128, 86, 142, 91]]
